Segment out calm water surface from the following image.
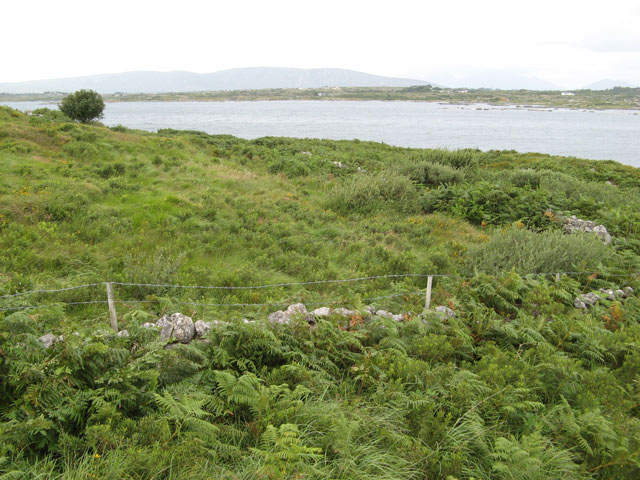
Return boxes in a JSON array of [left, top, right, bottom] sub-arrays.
[[4, 100, 639, 166]]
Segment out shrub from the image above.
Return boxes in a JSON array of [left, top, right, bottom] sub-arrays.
[[328, 172, 420, 215], [406, 148, 479, 169], [59, 89, 105, 123], [396, 161, 464, 186], [508, 168, 543, 188], [464, 227, 610, 275]]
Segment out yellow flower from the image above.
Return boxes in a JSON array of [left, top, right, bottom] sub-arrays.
[[93, 453, 101, 459]]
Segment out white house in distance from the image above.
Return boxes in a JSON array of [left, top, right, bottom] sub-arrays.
[[561, 91, 575, 96]]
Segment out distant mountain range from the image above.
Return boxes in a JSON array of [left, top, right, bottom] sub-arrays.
[[0, 68, 435, 94], [582, 79, 639, 90]]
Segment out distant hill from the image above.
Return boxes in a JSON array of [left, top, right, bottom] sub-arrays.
[[583, 79, 639, 90], [0, 68, 435, 94], [430, 72, 560, 90]]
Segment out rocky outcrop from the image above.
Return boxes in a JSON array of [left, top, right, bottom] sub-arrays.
[[562, 215, 612, 244], [575, 286, 634, 309]]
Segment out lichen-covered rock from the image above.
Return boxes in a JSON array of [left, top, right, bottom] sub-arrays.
[[333, 307, 356, 317], [615, 289, 625, 298], [311, 307, 331, 317], [579, 292, 601, 306], [157, 313, 195, 343], [562, 215, 612, 244], [142, 322, 157, 329], [268, 310, 288, 324], [623, 286, 635, 297], [599, 289, 616, 301], [574, 299, 587, 309], [435, 306, 456, 318], [39, 332, 63, 349], [285, 303, 307, 316], [117, 330, 130, 337], [375, 310, 393, 319], [269, 303, 316, 325], [194, 320, 211, 337]]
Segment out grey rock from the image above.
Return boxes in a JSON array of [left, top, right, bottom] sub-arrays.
[[435, 306, 456, 318], [39, 332, 61, 349], [269, 303, 314, 325], [599, 288, 616, 300], [268, 310, 288, 324], [615, 289, 625, 298], [579, 292, 601, 306], [574, 300, 587, 309], [156, 313, 195, 343], [623, 286, 635, 297], [333, 307, 356, 317], [117, 330, 130, 337], [332, 161, 344, 168], [365, 305, 377, 315], [142, 322, 157, 329], [375, 310, 393, 319], [311, 307, 332, 317], [562, 215, 611, 244], [286, 303, 308, 316], [392, 314, 404, 322], [194, 320, 211, 337]]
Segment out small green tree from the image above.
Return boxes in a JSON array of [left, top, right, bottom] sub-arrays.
[[59, 89, 105, 123]]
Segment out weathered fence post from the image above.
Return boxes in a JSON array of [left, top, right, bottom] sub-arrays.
[[425, 275, 433, 310], [106, 282, 118, 332], [555, 273, 561, 282]]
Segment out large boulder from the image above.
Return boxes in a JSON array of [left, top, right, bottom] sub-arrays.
[[157, 313, 195, 343]]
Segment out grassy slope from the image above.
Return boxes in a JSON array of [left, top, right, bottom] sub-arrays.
[[1, 106, 640, 478]]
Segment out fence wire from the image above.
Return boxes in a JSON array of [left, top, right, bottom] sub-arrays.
[[1, 270, 638, 313]]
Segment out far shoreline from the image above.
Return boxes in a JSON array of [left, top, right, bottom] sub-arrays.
[[1, 85, 639, 111]]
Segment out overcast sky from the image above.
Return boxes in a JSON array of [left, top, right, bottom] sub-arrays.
[[2, 0, 640, 89]]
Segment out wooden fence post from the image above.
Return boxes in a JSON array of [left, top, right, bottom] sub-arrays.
[[425, 275, 433, 310], [106, 282, 118, 332]]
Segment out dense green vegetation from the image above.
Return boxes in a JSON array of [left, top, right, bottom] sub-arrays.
[[1, 106, 640, 478], [59, 90, 105, 124], [2, 85, 640, 110]]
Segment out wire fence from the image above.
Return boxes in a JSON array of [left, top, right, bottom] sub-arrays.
[[1, 270, 639, 314]]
